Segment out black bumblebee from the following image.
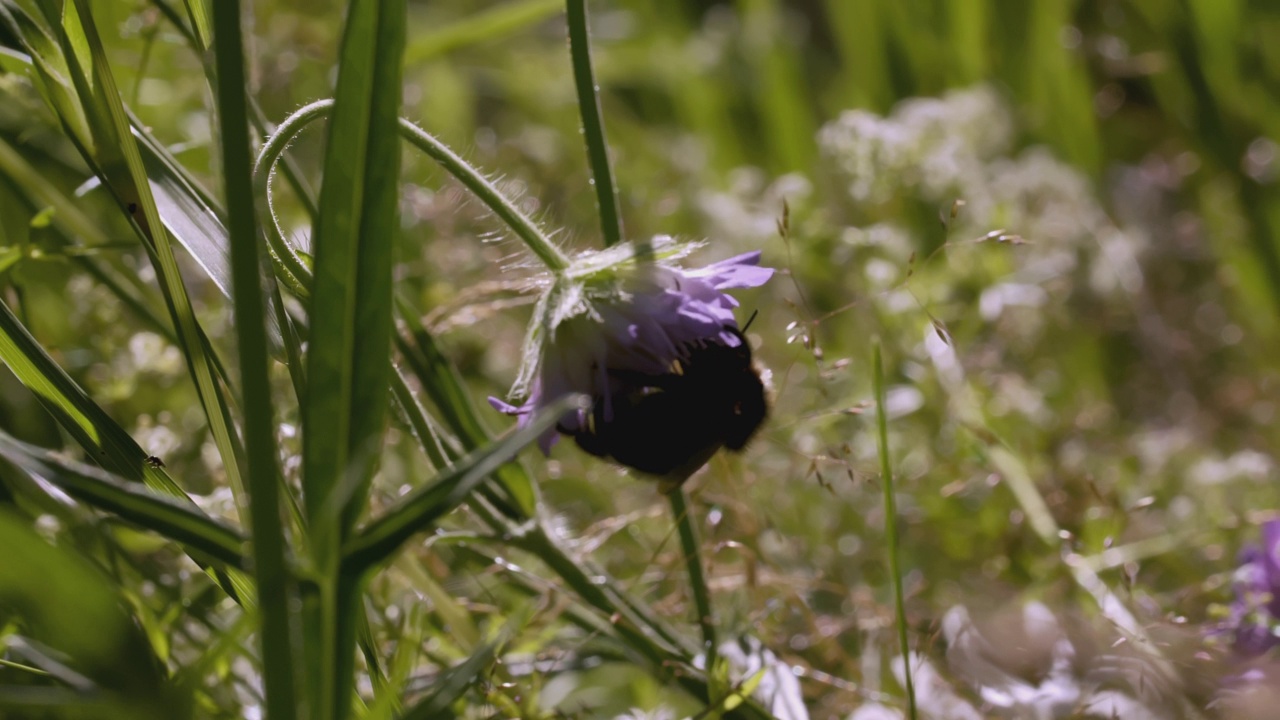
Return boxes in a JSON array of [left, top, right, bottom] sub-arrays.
[[565, 324, 768, 485]]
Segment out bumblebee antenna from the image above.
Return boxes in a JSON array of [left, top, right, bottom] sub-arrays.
[[741, 309, 759, 333]]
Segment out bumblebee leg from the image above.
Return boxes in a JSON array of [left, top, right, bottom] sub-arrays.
[[568, 401, 611, 458], [573, 431, 610, 458]]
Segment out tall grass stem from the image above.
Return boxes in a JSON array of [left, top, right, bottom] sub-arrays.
[[209, 1, 299, 717], [565, 0, 623, 247], [873, 340, 916, 719], [668, 488, 718, 703]]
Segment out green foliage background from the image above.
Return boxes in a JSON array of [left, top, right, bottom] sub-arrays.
[[0, 0, 1278, 718]]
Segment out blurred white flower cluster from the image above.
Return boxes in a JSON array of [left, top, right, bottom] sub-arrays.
[[853, 602, 1173, 720], [819, 86, 1013, 207], [818, 85, 1146, 300], [618, 636, 808, 720], [697, 167, 813, 247]]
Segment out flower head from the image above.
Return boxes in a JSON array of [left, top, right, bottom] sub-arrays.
[[1226, 520, 1280, 656], [489, 239, 773, 478]]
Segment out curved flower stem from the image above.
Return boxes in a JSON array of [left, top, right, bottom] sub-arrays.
[[565, 0, 623, 247], [668, 487, 717, 703], [253, 101, 323, 296], [253, 99, 570, 289], [397, 118, 570, 271]]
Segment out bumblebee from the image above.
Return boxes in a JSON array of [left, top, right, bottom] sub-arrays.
[[566, 325, 768, 485]]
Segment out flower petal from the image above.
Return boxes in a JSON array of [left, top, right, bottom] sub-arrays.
[[537, 431, 561, 454], [685, 251, 775, 290], [488, 396, 527, 415]]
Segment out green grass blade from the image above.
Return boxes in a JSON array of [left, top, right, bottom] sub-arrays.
[[0, 132, 180, 344], [0, 46, 254, 375], [0, 296, 256, 602], [0, 5, 92, 152], [152, 0, 320, 221], [210, 2, 299, 718], [302, 0, 405, 543], [274, 283, 309, 401], [740, 0, 815, 172], [29, 0, 250, 508], [130, 114, 285, 348], [0, 510, 180, 719], [301, 1, 406, 717], [147, 0, 197, 47], [131, 123, 232, 294], [405, 0, 561, 64], [394, 303, 535, 517], [822, 0, 889, 110], [0, 295, 181, 498], [667, 488, 718, 703], [397, 605, 534, 720], [392, 303, 494, 452], [178, 0, 212, 52], [0, 131, 107, 248], [0, 111, 244, 386], [390, 369, 452, 473], [565, 0, 623, 247], [872, 340, 916, 719], [0, 431, 246, 569], [343, 395, 586, 573], [357, 608, 389, 699]]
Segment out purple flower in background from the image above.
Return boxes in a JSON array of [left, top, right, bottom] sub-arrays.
[[1212, 524, 1280, 716], [1228, 520, 1280, 656], [489, 245, 773, 480]]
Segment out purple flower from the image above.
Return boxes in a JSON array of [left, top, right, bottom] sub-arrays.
[[1227, 520, 1280, 656], [489, 247, 773, 469]]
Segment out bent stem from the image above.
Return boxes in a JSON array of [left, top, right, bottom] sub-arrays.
[[873, 340, 916, 719], [668, 487, 718, 703], [254, 99, 570, 281]]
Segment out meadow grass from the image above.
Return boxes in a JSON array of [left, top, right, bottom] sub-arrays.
[[0, 1, 1278, 718]]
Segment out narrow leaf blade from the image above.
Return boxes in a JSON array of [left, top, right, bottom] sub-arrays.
[[302, 0, 406, 542], [0, 431, 247, 569], [210, 2, 299, 717], [399, 604, 535, 720], [345, 395, 586, 572]]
